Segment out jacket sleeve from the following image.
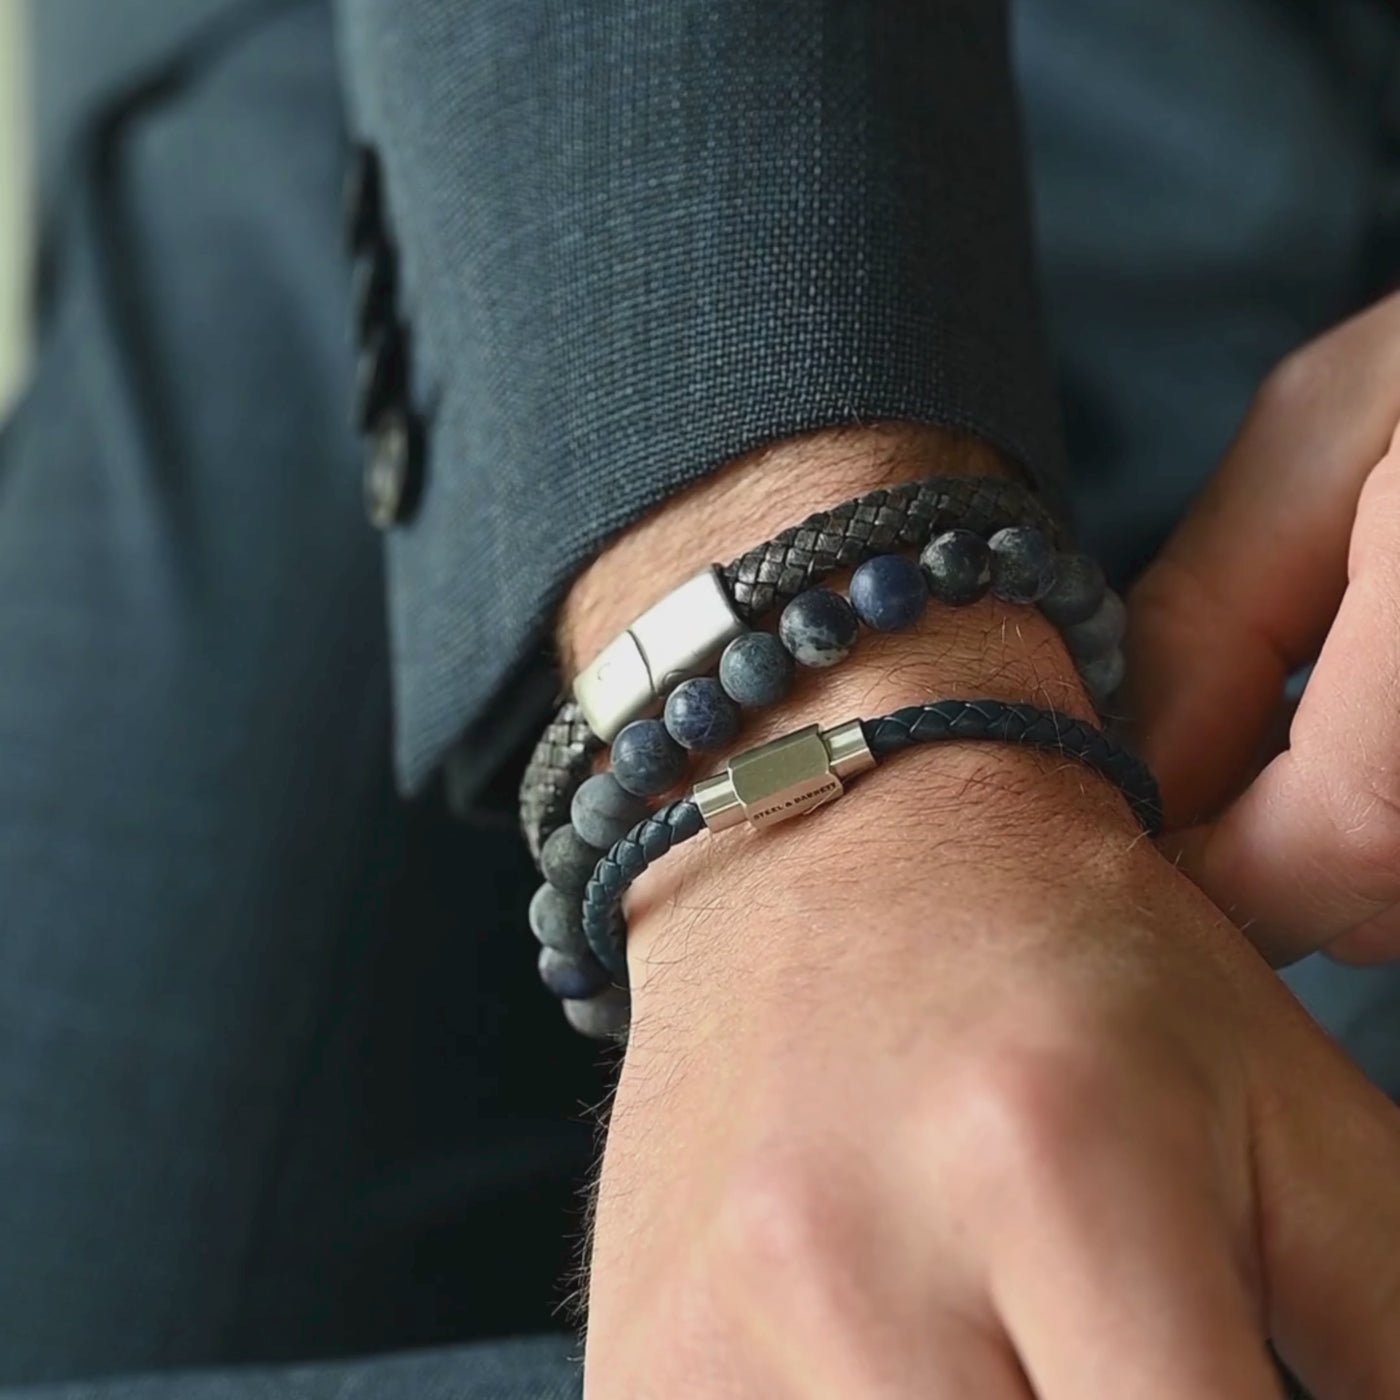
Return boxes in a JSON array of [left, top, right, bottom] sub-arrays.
[[334, 0, 1065, 796]]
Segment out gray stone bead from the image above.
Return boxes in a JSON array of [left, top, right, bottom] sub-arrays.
[[988, 526, 1056, 604], [563, 986, 631, 1040], [570, 772, 649, 850], [538, 945, 611, 1000], [919, 529, 992, 606], [528, 881, 588, 957], [719, 631, 794, 708], [664, 676, 742, 752], [611, 718, 689, 797], [849, 553, 928, 631], [540, 823, 601, 896], [1064, 589, 1126, 662], [1080, 648, 1126, 706], [1040, 553, 1107, 628], [778, 588, 859, 668]]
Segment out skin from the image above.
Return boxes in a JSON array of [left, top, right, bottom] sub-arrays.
[[1129, 290, 1400, 965], [562, 425, 1400, 1398]]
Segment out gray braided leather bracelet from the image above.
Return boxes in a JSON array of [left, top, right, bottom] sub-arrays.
[[578, 700, 1162, 1004], [519, 476, 1069, 862]]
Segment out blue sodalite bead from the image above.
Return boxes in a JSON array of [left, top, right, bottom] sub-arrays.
[[611, 718, 689, 797], [664, 677, 741, 752], [538, 946, 611, 1000], [988, 527, 1056, 604], [570, 772, 649, 849], [564, 986, 630, 1039], [540, 823, 600, 895], [1080, 648, 1126, 705], [529, 882, 588, 957], [778, 588, 859, 668], [1040, 553, 1107, 628], [919, 529, 992, 606], [1065, 590, 1126, 662], [849, 554, 929, 632], [719, 631, 794, 708]]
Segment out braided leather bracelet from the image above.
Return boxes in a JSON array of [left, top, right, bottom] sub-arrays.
[[579, 700, 1162, 994], [520, 477, 1067, 862]]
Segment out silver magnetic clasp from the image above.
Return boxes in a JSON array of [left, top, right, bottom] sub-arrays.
[[693, 719, 876, 833], [572, 567, 746, 742]]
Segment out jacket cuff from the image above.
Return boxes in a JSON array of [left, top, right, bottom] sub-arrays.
[[336, 0, 1064, 796]]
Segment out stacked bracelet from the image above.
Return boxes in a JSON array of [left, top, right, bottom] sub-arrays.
[[520, 478, 1137, 1038], [600, 526, 1122, 799], [519, 476, 1067, 863], [564, 699, 1160, 1036]]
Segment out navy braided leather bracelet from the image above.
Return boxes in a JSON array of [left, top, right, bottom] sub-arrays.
[[579, 698, 1161, 996]]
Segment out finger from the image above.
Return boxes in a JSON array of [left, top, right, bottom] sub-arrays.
[[757, 1316, 1036, 1400], [1127, 292, 1400, 825], [1179, 431, 1400, 963], [1254, 1024, 1400, 1399], [1324, 915, 1400, 965], [734, 1217, 1039, 1399], [987, 1081, 1282, 1398], [907, 1320, 1038, 1400]]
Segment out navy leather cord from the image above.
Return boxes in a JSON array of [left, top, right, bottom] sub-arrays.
[[582, 699, 1160, 981]]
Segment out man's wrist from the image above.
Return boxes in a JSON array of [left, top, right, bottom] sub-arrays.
[[554, 423, 1139, 1006], [559, 422, 1016, 674]]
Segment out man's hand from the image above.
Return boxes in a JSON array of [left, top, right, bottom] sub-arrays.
[[1128, 292, 1400, 965], [563, 424, 1400, 1397], [584, 747, 1400, 1399]]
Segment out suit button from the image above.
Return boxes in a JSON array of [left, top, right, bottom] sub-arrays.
[[351, 240, 397, 342], [364, 407, 423, 529], [354, 322, 406, 432], [344, 144, 383, 255]]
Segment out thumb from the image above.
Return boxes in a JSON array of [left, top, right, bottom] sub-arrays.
[[1126, 293, 1400, 827], [1173, 434, 1400, 965]]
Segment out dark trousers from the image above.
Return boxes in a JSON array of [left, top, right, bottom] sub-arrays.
[[1, 0, 1398, 1395]]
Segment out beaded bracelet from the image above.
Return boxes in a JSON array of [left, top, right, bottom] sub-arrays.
[[541, 699, 1160, 1039], [519, 476, 1069, 864], [527, 531, 1126, 1024]]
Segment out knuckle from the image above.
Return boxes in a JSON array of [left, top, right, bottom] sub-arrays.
[[952, 1035, 1117, 1180], [709, 1145, 853, 1293], [1254, 342, 1336, 422], [1319, 769, 1400, 899]]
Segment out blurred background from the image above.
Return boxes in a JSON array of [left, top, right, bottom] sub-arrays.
[[0, 0, 30, 418]]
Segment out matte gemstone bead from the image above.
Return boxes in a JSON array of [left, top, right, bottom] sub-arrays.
[[528, 882, 588, 957], [1040, 553, 1107, 628], [538, 946, 611, 1000], [778, 588, 859, 668], [920, 530, 992, 606], [540, 823, 601, 896], [570, 772, 649, 849], [611, 718, 688, 797], [719, 631, 795, 708], [988, 527, 1056, 604], [564, 987, 631, 1040], [1065, 590, 1126, 662], [1080, 648, 1126, 705], [849, 554, 929, 632], [664, 677, 742, 752]]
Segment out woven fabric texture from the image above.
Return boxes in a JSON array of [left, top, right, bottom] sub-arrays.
[[336, 0, 1065, 796]]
